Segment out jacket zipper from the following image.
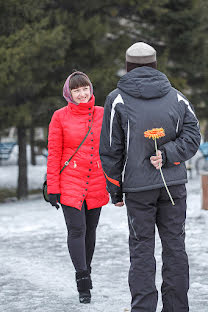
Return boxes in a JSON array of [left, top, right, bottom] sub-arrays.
[[97, 161, 100, 168], [74, 161, 77, 168]]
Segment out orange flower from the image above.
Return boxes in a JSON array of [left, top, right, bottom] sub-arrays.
[[144, 128, 165, 140], [144, 126, 175, 206]]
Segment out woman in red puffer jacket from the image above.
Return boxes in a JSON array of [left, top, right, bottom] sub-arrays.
[[47, 71, 109, 304]]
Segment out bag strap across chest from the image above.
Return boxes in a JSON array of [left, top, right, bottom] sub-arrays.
[[59, 115, 94, 174]]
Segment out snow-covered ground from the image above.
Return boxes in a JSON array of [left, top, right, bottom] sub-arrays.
[[0, 153, 208, 311], [0, 163, 46, 190], [0, 145, 47, 190]]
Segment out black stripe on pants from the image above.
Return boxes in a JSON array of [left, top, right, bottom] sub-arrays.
[[125, 184, 189, 312], [62, 201, 101, 272]]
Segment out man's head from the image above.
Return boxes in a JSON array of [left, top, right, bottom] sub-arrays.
[[126, 42, 157, 72]]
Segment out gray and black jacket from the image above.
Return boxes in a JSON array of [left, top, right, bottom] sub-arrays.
[[99, 66, 201, 203]]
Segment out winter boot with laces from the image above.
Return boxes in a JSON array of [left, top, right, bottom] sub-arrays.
[[75, 270, 92, 304]]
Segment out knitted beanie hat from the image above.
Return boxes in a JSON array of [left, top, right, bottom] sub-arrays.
[[63, 71, 93, 104], [126, 42, 156, 64]]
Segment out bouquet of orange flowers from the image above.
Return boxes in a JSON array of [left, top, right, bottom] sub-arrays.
[[144, 128, 175, 206]]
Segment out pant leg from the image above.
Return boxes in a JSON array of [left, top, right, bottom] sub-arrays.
[[156, 184, 189, 312], [85, 204, 101, 270], [62, 203, 87, 272], [125, 190, 159, 312]]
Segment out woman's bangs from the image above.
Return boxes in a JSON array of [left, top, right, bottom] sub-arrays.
[[69, 75, 90, 90]]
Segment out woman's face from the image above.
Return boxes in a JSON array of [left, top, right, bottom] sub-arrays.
[[71, 85, 91, 104]]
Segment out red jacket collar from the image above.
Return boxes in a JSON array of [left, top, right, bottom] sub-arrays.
[[68, 95, 95, 115]]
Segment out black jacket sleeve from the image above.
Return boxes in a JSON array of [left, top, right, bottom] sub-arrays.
[[160, 100, 201, 167], [99, 95, 126, 203]]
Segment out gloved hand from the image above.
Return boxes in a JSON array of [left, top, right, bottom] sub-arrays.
[[48, 193, 60, 209], [110, 192, 123, 205]]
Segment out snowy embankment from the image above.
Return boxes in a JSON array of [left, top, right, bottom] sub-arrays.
[[0, 145, 47, 190]]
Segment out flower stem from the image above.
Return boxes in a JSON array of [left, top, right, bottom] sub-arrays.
[[154, 139, 175, 206]]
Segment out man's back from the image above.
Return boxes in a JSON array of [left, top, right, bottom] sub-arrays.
[[100, 66, 200, 193]]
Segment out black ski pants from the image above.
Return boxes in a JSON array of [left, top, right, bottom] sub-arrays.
[[125, 184, 189, 312], [62, 201, 101, 273]]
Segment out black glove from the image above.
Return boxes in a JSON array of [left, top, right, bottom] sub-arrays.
[[110, 192, 123, 204], [48, 193, 60, 209]]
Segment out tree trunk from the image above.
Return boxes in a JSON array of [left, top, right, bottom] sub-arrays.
[[30, 126, 36, 165], [0, 135, 2, 166], [204, 120, 208, 142], [17, 126, 28, 199], [201, 172, 208, 210]]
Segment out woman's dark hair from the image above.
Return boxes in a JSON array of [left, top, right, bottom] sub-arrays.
[[69, 73, 90, 90], [126, 61, 157, 72]]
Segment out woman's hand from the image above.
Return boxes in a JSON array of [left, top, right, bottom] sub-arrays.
[[48, 194, 60, 209]]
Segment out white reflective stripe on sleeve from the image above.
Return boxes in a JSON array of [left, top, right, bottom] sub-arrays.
[[122, 119, 130, 182], [110, 94, 124, 146], [177, 93, 196, 117], [176, 118, 179, 134]]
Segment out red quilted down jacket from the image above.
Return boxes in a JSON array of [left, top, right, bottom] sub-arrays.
[[47, 95, 109, 210]]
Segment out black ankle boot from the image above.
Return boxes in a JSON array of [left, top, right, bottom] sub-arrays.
[[79, 290, 91, 304], [75, 270, 92, 304]]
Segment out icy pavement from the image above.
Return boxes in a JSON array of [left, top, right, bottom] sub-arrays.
[[0, 174, 208, 312]]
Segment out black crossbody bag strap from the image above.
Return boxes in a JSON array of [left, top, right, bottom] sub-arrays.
[[59, 116, 93, 174]]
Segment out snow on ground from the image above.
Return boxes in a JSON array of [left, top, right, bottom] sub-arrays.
[[0, 145, 47, 190], [0, 156, 208, 311], [0, 163, 46, 190]]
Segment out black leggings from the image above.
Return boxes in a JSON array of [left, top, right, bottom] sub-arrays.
[[62, 201, 101, 273]]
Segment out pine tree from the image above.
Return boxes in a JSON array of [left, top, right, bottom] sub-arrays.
[[0, 0, 70, 198]]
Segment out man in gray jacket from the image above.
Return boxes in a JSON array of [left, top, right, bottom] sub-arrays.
[[99, 42, 201, 312]]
